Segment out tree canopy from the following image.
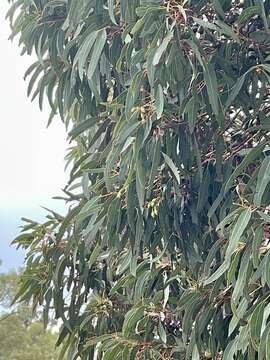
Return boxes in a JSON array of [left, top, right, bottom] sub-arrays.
[[0, 270, 60, 360], [7, 0, 270, 359]]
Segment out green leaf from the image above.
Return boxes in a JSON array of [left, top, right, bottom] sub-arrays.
[[131, 17, 145, 35], [185, 95, 199, 133], [225, 144, 265, 192], [155, 84, 164, 119], [134, 270, 150, 303], [68, 117, 98, 139], [225, 74, 246, 109], [182, 297, 203, 338], [205, 208, 252, 285], [237, 6, 261, 26], [136, 151, 146, 209], [231, 248, 250, 303], [147, 136, 161, 199], [163, 285, 170, 309], [226, 208, 252, 258], [262, 252, 270, 289], [87, 28, 107, 80], [258, 322, 270, 360], [88, 243, 101, 269], [227, 251, 241, 284], [250, 31, 270, 43], [85, 334, 114, 349], [74, 30, 97, 81], [215, 20, 240, 42], [266, 329, 270, 360], [203, 237, 225, 277], [53, 256, 67, 288], [203, 62, 219, 115], [250, 300, 266, 350], [229, 297, 248, 336], [122, 306, 144, 337], [252, 226, 263, 268], [259, 2, 270, 34], [76, 196, 101, 226], [211, 0, 225, 19], [204, 260, 229, 285], [127, 182, 137, 234], [158, 320, 167, 344], [223, 340, 238, 360], [108, 0, 117, 25], [254, 156, 270, 206], [153, 32, 173, 66], [162, 152, 180, 184]]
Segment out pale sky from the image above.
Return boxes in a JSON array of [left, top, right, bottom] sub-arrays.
[[0, 4, 68, 270]]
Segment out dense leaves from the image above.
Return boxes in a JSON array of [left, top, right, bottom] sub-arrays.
[[7, 0, 270, 359]]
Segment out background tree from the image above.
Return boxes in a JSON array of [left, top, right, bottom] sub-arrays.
[[6, 0, 270, 359], [0, 269, 60, 360]]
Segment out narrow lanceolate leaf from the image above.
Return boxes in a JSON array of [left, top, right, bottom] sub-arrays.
[[210, 0, 225, 19], [108, 0, 118, 25], [262, 252, 270, 289], [250, 300, 266, 350], [237, 6, 261, 26], [223, 340, 238, 360], [231, 248, 250, 303], [203, 62, 219, 115], [258, 322, 270, 360], [162, 153, 180, 184], [87, 29, 107, 80], [136, 152, 146, 209], [68, 117, 98, 139], [204, 259, 229, 285], [88, 243, 101, 269], [225, 74, 246, 109], [259, 2, 270, 34], [76, 31, 97, 80], [266, 329, 270, 360], [229, 298, 249, 336], [153, 32, 173, 66], [254, 156, 270, 206], [252, 226, 263, 268], [158, 320, 167, 344], [147, 136, 161, 199], [155, 84, 164, 119], [226, 208, 252, 258], [122, 306, 144, 337], [53, 255, 66, 287], [225, 144, 265, 192], [185, 95, 199, 133], [205, 208, 252, 285]]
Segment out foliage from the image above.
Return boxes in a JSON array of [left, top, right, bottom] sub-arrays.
[[0, 270, 60, 360], [0, 316, 59, 360], [0, 270, 19, 307], [6, 0, 270, 358]]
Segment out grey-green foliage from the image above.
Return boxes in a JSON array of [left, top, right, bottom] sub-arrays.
[[6, 0, 270, 359]]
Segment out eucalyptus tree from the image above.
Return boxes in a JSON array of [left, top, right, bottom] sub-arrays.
[[7, 0, 270, 359]]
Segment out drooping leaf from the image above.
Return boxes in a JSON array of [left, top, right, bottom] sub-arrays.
[[203, 62, 220, 115], [254, 156, 270, 206]]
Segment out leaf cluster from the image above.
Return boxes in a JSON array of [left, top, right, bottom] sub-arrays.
[[6, 0, 270, 359]]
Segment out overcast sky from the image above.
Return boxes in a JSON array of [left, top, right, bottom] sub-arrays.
[[0, 4, 68, 271]]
